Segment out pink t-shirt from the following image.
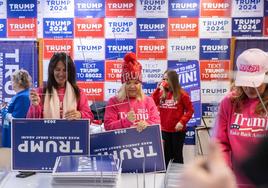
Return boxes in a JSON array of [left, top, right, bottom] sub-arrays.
[[27, 87, 93, 120], [104, 96, 160, 130]]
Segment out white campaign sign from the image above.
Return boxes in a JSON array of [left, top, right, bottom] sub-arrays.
[[168, 38, 199, 61], [74, 38, 105, 60]]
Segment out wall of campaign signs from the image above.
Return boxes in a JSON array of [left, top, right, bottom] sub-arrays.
[[0, 0, 268, 127]]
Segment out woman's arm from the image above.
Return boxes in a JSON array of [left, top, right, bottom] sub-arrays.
[[179, 92, 194, 126], [145, 96, 160, 125], [77, 89, 94, 120], [212, 96, 232, 167], [104, 98, 132, 131]]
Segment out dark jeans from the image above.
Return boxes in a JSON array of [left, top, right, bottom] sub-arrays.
[[162, 131, 185, 167]]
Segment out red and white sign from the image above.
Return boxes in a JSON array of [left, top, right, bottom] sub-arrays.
[[43, 39, 73, 59], [78, 82, 104, 101], [137, 39, 167, 60], [106, 0, 135, 17], [200, 60, 230, 81], [75, 18, 104, 38], [7, 18, 37, 38], [169, 18, 199, 38], [105, 60, 123, 82], [200, 0, 231, 17]]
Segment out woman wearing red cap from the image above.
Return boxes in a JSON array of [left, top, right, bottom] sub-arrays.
[[152, 70, 194, 167], [104, 52, 160, 132]]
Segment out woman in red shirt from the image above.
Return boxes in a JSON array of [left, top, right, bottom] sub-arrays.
[[152, 70, 194, 167]]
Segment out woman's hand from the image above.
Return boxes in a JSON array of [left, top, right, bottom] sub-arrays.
[[30, 89, 40, 106], [127, 109, 136, 123], [1, 102, 7, 109], [182, 142, 237, 188], [175, 122, 184, 132], [65, 109, 81, 120], [136, 120, 148, 132]]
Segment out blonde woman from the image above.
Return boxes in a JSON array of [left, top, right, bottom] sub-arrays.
[[104, 52, 160, 132]]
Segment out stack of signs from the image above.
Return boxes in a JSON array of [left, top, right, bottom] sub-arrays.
[[52, 155, 121, 187], [164, 162, 184, 188]]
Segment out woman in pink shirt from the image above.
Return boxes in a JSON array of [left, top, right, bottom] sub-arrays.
[[104, 52, 160, 131], [27, 52, 93, 121], [214, 48, 268, 188]]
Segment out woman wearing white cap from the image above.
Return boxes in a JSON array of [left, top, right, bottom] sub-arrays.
[[213, 48, 268, 188]]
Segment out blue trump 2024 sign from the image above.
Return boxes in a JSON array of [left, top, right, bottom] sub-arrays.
[[12, 119, 89, 171], [90, 124, 165, 173]]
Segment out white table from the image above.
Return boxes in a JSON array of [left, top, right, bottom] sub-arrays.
[[0, 172, 165, 188]]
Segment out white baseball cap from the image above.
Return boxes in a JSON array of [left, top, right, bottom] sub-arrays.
[[235, 48, 268, 87]]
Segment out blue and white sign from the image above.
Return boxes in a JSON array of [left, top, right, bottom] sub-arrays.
[[140, 60, 167, 83], [232, 0, 264, 17], [202, 103, 219, 117], [168, 60, 200, 89], [137, 18, 167, 38], [265, 0, 268, 16], [12, 119, 89, 171], [53, 155, 119, 175], [7, 0, 37, 18], [137, 0, 168, 18], [187, 100, 201, 126], [168, 38, 199, 61], [200, 39, 230, 60], [167, 60, 201, 126], [0, 0, 6, 18], [143, 83, 158, 96], [90, 125, 165, 173], [0, 41, 38, 103], [37, 16, 43, 38], [75, 0, 105, 18], [0, 19, 6, 38], [232, 17, 263, 37], [75, 60, 104, 81], [105, 39, 136, 60], [42, 0, 74, 18], [168, 0, 199, 17], [105, 18, 136, 39], [74, 38, 105, 60], [43, 18, 74, 38], [185, 126, 195, 145], [199, 18, 231, 38]]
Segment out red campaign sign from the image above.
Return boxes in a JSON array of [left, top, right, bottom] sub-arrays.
[[168, 18, 199, 38], [105, 60, 123, 82], [43, 39, 73, 60], [137, 39, 167, 60], [75, 18, 104, 38], [264, 17, 268, 36], [200, 60, 230, 81], [7, 18, 37, 38], [200, 0, 231, 17], [106, 0, 135, 17], [78, 82, 104, 101]]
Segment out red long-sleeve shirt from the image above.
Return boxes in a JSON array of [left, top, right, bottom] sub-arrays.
[[152, 88, 194, 132]]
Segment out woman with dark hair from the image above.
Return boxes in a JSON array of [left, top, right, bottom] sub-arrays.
[[27, 52, 93, 120], [1, 69, 32, 147], [152, 70, 194, 166]]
